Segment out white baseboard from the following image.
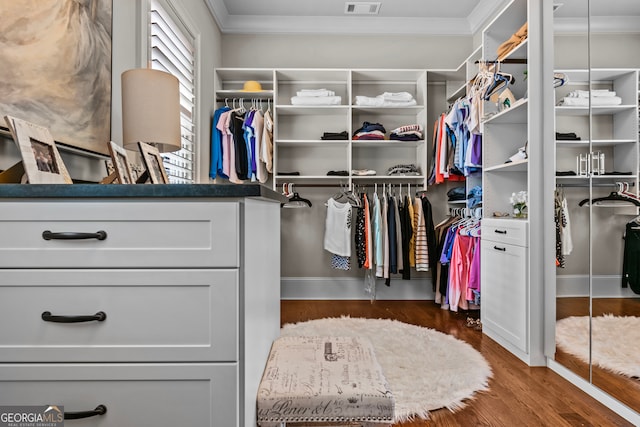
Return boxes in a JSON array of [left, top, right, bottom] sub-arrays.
[[556, 274, 639, 298], [283, 275, 640, 300], [281, 277, 435, 300]]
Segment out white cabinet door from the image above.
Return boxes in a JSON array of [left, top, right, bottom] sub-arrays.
[[0, 269, 238, 362], [480, 239, 528, 353], [0, 363, 238, 427], [0, 202, 239, 268]]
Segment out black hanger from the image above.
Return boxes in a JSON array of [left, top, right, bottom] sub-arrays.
[[281, 192, 312, 208], [578, 192, 640, 207]]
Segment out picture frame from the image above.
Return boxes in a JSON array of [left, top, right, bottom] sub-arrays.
[[4, 115, 72, 184], [104, 141, 134, 184], [137, 141, 169, 184]]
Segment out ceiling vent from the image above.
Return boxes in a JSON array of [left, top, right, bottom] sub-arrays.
[[344, 2, 381, 15]]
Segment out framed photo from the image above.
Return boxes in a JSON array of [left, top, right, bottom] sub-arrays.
[[137, 141, 169, 184], [107, 141, 134, 184], [4, 115, 72, 184]]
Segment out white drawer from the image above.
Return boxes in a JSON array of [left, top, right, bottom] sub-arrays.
[[482, 218, 528, 246], [0, 363, 238, 427], [480, 240, 528, 353], [0, 269, 238, 362], [0, 201, 239, 268]]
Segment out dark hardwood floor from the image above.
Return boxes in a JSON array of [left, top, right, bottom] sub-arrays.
[[281, 300, 634, 427]]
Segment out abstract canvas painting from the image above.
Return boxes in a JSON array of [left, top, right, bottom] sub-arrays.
[[0, 1, 112, 155]]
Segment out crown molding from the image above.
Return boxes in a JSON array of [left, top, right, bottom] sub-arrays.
[[467, 0, 510, 35], [205, 0, 229, 31], [205, 0, 487, 35]]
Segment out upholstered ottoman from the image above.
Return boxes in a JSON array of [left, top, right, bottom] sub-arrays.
[[257, 336, 394, 427]]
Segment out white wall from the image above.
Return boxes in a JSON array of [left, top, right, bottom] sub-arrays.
[[221, 34, 472, 69]]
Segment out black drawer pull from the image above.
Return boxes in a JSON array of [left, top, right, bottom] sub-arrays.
[[65, 404, 107, 420], [42, 311, 107, 323], [42, 230, 107, 241], [494, 229, 507, 234], [493, 246, 507, 252]]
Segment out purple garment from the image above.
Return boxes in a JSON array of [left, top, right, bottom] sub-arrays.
[[468, 237, 481, 291], [439, 226, 457, 264], [471, 133, 482, 166], [243, 110, 257, 179]]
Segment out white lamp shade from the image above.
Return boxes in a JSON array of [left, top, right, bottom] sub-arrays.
[[121, 68, 181, 153]]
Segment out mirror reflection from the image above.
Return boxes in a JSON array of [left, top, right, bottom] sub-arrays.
[[554, 0, 640, 413]]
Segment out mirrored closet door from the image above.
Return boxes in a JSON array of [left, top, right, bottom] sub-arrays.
[[553, 0, 640, 414]]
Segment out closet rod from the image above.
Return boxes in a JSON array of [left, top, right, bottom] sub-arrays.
[[216, 98, 273, 102], [278, 183, 427, 189], [475, 59, 527, 64], [556, 182, 635, 188]]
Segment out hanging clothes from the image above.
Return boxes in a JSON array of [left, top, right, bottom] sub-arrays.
[[261, 109, 274, 174], [398, 195, 412, 280], [373, 192, 384, 278], [210, 105, 230, 180], [622, 220, 640, 294], [210, 102, 273, 184], [554, 189, 573, 268], [355, 195, 366, 268], [324, 198, 353, 271]]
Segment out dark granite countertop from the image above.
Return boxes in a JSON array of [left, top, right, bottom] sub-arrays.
[[0, 183, 285, 202]]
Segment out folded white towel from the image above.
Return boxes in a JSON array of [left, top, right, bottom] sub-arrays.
[[296, 89, 336, 97], [379, 91, 414, 102], [354, 96, 417, 107], [290, 95, 342, 105], [567, 89, 617, 98], [559, 96, 622, 106]]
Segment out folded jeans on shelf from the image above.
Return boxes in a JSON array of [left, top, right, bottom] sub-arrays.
[[321, 131, 348, 140]]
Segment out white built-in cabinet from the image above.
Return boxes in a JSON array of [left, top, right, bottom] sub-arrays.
[[0, 190, 282, 427], [479, 0, 547, 366], [214, 68, 429, 189]]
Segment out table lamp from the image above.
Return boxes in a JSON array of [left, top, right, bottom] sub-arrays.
[[121, 68, 181, 153]]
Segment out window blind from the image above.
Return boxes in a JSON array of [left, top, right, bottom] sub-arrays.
[[150, 0, 196, 183]]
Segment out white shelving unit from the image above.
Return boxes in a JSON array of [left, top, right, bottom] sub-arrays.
[[555, 68, 639, 197], [214, 68, 429, 190], [480, 0, 547, 366]]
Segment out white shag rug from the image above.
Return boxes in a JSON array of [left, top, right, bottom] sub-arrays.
[[280, 316, 492, 423], [556, 314, 640, 378]]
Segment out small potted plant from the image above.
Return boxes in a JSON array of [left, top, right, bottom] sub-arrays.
[[510, 190, 528, 218]]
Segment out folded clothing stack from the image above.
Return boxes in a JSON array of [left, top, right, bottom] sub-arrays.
[[447, 186, 466, 201], [467, 185, 483, 208], [387, 163, 420, 176], [390, 124, 423, 141], [354, 91, 417, 107], [557, 89, 622, 107], [291, 88, 342, 106], [321, 131, 348, 140], [556, 132, 580, 141], [353, 121, 386, 140]]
